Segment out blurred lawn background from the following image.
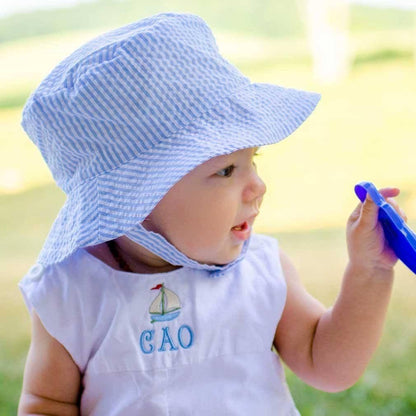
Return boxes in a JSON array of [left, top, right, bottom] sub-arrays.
[[1, 0, 416, 414]]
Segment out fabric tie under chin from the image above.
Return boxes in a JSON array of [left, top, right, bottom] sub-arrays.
[[125, 223, 251, 277]]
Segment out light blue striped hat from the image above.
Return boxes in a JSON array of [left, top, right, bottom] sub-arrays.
[[22, 12, 320, 275]]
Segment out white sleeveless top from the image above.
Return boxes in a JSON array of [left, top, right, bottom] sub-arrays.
[[19, 234, 300, 415]]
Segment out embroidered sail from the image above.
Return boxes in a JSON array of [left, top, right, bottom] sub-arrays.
[[149, 284, 181, 323]]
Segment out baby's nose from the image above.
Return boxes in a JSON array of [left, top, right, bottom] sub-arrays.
[[243, 172, 267, 203]]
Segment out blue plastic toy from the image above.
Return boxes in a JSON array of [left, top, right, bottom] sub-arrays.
[[355, 181, 416, 274]]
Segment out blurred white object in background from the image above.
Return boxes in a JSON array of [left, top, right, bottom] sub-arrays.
[[304, 0, 350, 84]]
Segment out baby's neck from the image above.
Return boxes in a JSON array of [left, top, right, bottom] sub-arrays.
[[86, 239, 181, 274]]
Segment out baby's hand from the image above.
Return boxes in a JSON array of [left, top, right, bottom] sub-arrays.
[[346, 187, 407, 273]]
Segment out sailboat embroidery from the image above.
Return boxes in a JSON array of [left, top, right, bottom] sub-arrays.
[[149, 283, 181, 323]]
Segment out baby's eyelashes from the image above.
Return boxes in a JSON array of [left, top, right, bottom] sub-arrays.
[[215, 150, 260, 178], [216, 165, 235, 178]]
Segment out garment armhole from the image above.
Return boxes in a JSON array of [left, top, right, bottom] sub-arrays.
[[253, 234, 288, 319], [19, 263, 87, 372], [252, 234, 287, 290]]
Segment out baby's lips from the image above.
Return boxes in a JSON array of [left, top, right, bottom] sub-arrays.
[[232, 212, 259, 230], [231, 221, 248, 231]]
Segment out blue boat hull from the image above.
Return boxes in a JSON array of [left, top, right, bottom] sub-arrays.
[[151, 310, 180, 323]]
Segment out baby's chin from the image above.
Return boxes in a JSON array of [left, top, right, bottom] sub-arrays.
[[190, 246, 244, 267]]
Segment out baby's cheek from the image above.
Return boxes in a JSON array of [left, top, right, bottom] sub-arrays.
[[179, 225, 223, 263]]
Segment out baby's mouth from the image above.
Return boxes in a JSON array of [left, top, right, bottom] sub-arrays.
[[232, 211, 258, 230], [231, 221, 248, 231], [230, 221, 251, 241]]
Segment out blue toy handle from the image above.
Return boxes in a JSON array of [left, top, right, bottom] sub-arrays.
[[354, 181, 416, 274], [354, 182, 406, 230], [355, 182, 384, 205]]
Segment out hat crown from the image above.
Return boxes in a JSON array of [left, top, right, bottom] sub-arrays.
[[22, 13, 249, 193]]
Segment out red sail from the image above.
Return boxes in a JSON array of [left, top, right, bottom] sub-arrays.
[[151, 284, 163, 290]]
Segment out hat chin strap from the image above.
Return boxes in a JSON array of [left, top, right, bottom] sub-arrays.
[[124, 223, 250, 277]]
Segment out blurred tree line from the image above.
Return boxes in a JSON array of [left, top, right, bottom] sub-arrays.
[[0, 0, 414, 43]]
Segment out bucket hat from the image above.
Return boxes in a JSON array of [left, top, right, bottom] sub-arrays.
[[22, 12, 320, 272]]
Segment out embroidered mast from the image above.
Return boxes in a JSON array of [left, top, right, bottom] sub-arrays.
[[149, 283, 181, 323]]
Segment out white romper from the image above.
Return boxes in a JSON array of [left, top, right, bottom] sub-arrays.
[[19, 233, 300, 415]]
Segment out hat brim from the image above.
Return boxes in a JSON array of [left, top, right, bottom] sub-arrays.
[[38, 82, 320, 265]]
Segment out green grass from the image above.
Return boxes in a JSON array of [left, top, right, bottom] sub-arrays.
[[0, 185, 65, 413]]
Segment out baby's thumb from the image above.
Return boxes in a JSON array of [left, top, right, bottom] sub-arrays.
[[359, 192, 379, 230]]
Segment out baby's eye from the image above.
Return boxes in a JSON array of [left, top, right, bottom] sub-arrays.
[[217, 165, 235, 178]]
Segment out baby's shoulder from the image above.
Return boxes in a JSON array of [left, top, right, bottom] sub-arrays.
[[20, 248, 117, 318], [19, 249, 117, 372], [24, 247, 111, 282]]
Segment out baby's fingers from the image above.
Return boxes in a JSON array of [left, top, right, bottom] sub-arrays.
[[378, 187, 400, 200], [378, 187, 407, 222], [351, 187, 401, 230], [386, 197, 407, 222]]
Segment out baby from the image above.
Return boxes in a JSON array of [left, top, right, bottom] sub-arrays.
[[18, 12, 405, 415]]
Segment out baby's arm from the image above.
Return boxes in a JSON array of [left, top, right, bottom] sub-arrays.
[[18, 311, 81, 416], [274, 187, 402, 392]]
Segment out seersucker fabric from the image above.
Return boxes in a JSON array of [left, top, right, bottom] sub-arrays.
[[21, 12, 320, 273]]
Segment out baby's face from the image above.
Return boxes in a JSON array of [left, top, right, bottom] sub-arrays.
[[143, 147, 266, 265]]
